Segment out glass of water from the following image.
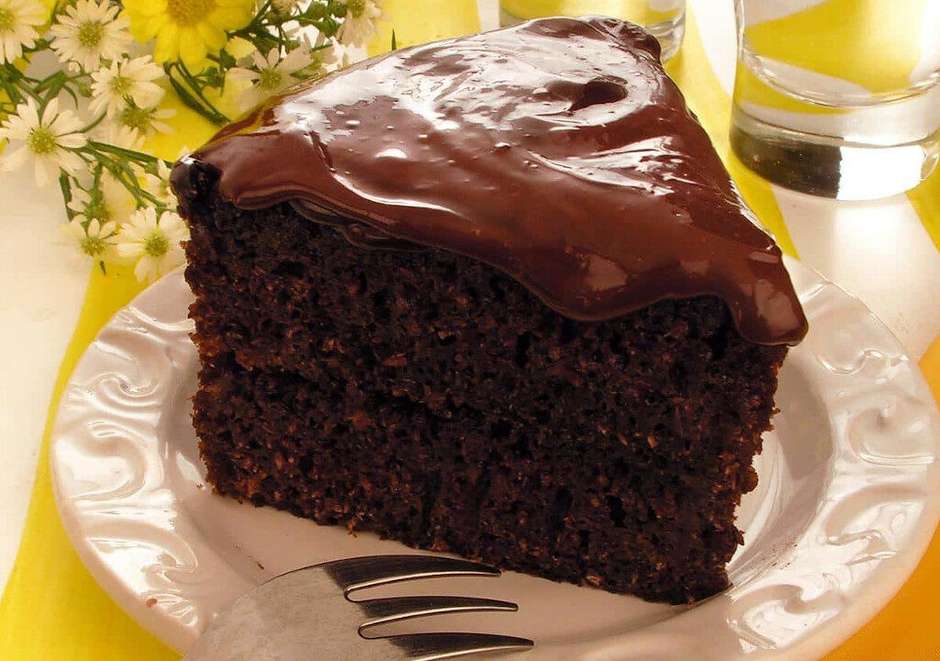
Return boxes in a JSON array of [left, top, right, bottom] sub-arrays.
[[499, 0, 686, 61], [731, 0, 940, 200]]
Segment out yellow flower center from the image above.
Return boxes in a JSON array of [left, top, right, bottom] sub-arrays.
[[78, 20, 104, 48], [166, 0, 215, 26], [81, 234, 107, 257], [144, 230, 169, 257], [27, 127, 57, 155], [110, 75, 132, 96], [258, 68, 283, 91], [84, 193, 110, 221], [119, 105, 152, 132], [0, 8, 14, 32], [347, 0, 365, 18]]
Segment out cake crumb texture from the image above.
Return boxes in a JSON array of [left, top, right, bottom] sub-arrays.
[[181, 175, 786, 604]]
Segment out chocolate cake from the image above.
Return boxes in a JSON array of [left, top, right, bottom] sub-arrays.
[[171, 17, 808, 604]]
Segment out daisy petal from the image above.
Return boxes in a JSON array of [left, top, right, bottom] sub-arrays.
[[42, 99, 60, 126]]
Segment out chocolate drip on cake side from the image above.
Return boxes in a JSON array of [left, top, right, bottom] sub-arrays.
[[171, 16, 809, 346]]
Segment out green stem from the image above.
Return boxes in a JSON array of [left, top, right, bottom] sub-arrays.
[[21, 38, 52, 55], [100, 159, 149, 207], [231, 25, 279, 53], [86, 147, 168, 211], [18, 82, 44, 103], [35, 70, 81, 105], [33, 71, 64, 94], [166, 71, 228, 125], [245, 0, 273, 32], [58, 173, 74, 220], [4, 71, 43, 103], [0, 76, 23, 106], [78, 111, 107, 134], [167, 62, 229, 125], [86, 140, 159, 164]]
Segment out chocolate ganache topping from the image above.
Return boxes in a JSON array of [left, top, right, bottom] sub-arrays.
[[172, 16, 808, 346]]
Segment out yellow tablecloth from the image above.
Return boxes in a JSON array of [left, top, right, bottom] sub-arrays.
[[1, 2, 939, 658]]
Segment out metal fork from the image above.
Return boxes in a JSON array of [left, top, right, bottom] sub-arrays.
[[183, 554, 535, 660]]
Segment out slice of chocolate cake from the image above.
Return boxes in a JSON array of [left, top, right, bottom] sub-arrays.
[[171, 17, 808, 604]]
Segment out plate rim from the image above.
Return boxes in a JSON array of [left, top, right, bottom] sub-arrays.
[[50, 258, 940, 659]]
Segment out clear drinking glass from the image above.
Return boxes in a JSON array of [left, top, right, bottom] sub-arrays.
[[499, 0, 686, 61], [731, 0, 940, 200]]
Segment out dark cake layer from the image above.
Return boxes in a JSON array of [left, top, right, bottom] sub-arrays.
[[183, 187, 786, 604]]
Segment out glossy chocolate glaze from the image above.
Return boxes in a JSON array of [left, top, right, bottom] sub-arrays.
[[172, 17, 808, 345]]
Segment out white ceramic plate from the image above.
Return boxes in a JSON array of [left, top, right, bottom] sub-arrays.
[[51, 258, 940, 660]]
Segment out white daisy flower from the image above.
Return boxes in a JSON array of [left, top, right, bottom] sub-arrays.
[[143, 160, 177, 210], [116, 207, 189, 282], [228, 46, 312, 111], [336, 0, 384, 47], [61, 216, 119, 262], [49, 0, 131, 72], [114, 103, 175, 144], [90, 55, 165, 118], [0, 98, 88, 187], [0, 0, 45, 64], [68, 174, 136, 225]]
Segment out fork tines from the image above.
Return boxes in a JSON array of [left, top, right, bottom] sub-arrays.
[[184, 554, 533, 661], [326, 554, 533, 659]]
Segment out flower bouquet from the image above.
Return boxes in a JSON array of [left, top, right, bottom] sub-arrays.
[[0, 0, 384, 280]]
